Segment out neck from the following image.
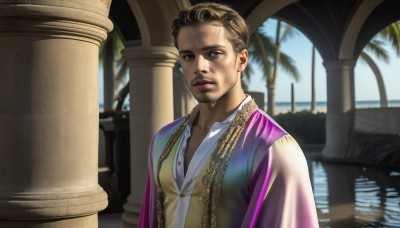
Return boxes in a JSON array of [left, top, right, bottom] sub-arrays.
[[195, 92, 247, 131]]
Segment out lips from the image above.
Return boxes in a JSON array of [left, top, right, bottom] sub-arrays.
[[192, 79, 214, 90]]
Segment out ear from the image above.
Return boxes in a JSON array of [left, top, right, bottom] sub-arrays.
[[237, 49, 248, 72]]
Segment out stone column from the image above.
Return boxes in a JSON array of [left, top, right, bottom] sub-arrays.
[[121, 46, 178, 227], [323, 60, 356, 159], [0, 1, 113, 227]]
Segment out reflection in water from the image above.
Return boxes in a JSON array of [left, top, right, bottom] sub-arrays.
[[308, 154, 400, 228], [384, 187, 400, 227], [355, 177, 383, 225], [312, 161, 330, 227]]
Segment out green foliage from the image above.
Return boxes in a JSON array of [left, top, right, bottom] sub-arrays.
[[273, 111, 326, 144], [99, 30, 128, 94]]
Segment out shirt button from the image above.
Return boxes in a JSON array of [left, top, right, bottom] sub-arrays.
[[179, 193, 185, 198], [178, 161, 181, 166]]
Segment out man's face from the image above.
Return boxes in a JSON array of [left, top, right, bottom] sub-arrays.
[[177, 23, 248, 104]]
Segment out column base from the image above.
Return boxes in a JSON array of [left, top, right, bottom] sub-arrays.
[[0, 187, 108, 219], [122, 194, 142, 228], [322, 145, 350, 160]]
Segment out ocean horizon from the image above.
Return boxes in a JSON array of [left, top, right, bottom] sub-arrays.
[[100, 99, 400, 113], [271, 99, 400, 112]]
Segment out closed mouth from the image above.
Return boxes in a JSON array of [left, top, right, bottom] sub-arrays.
[[192, 79, 214, 86]]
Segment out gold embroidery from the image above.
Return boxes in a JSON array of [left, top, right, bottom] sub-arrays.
[[201, 99, 258, 227], [155, 100, 258, 228], [155, 107, 196, 228]]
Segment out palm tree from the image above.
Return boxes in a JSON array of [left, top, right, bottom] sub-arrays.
[[243, 29, 273, 90], [357, 21, 400, 107], [99, 30, 128, 111], [245, 19, 300, 116], [311, 45, 316, 112]]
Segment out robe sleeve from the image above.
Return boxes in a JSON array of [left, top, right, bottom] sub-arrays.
[[242, 135, 319, 228], [138, 136, 158, 228]]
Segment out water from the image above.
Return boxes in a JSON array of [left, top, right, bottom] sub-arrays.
[[272, 100, 400, 113], [305, 149, 400, 228]]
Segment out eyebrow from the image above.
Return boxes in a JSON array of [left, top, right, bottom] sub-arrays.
[[179, 45, 227, 55]]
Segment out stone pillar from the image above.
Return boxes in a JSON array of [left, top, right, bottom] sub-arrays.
[[323, 60, 356, 159], [121, 46, 178, 227], [0, 1, 113, 227]]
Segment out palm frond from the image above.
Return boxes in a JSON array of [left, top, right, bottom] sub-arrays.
[[278, 52, 300, 82], [280, 23, 297, 42], [364, 39, 389, 63], [248, 30, 274, 80], [247, 21, 300, 84], [377, 21, 400, 56], [114, 61, 129, 91]]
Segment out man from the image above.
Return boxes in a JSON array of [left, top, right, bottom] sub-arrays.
[[139, 2, 319, 228]]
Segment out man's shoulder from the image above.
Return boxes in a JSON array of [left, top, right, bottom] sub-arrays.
[[245, 108, 288, 143], [250, 109, 286, 132]]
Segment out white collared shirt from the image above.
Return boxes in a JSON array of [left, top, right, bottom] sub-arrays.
[[171, 96, 252, 228]]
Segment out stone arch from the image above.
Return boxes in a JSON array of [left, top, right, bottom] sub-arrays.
[[339, 0, 383, 59], [339, 0, 386, 107], [338, 1, 400, 108], [125, 0, 190, 46], [245, 0, 297, 34]]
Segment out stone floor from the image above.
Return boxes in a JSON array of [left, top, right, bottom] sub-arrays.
[[98, 212, 123, 228]]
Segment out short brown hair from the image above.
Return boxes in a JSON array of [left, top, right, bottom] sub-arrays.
[[171, 2, 248, 53]]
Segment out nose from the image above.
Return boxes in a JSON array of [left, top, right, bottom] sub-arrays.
[[194, 55, 208, 75]]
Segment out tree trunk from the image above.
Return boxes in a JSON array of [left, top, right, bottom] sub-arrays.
[[311, 45, 316, 112], [267, 20, 281, 117], [291, 83, 295, 112], [267, 83, 276, 116]]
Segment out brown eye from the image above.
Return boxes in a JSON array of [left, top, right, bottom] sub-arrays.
[[208, 51, 222, 58], [181, 54, 195, 61]]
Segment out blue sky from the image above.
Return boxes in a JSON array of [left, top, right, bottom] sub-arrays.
[[247, 19, 400, 102]]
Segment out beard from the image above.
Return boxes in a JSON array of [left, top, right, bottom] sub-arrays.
[[193, 94, 217, 105], [192, 90, 231, 107]]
